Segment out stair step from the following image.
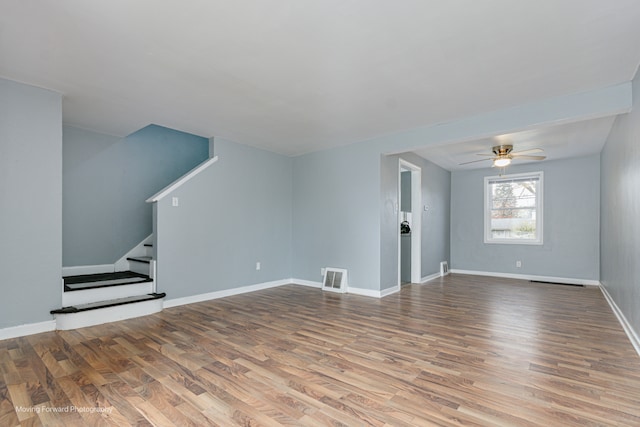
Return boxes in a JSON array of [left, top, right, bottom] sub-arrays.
[[127, 256, 152, 264], [52, 292, 165, 330], [64, 271, 148, 285], [64, 271, 151, 292], [51, 293, 166, 314]]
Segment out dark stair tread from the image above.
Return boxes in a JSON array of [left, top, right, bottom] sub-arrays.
[[63, 271, 151, 292], [51, 293, 166, 314], [64, 271, 149, 285], [64, 276, 153, 292], [127, 256, 152, 264]]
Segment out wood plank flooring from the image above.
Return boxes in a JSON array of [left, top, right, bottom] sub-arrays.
[[2, 274, 640, 426]]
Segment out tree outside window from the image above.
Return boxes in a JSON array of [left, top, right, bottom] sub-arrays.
[[484, 172, 543, 244]]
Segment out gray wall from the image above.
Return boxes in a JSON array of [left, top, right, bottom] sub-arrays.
[[63, 124, 208, 266], [451, 155, 600, 280], [380, 153, 451, 290], [292, 144, 382, 290], [0, 75, 627, 331], [400, 171, 411, 212], [289, 84, 622, 292], [422, 155, 452, 278], [0, 78, 62, 328], [600, 67, 640, 336], [155, 138, 292, 299]]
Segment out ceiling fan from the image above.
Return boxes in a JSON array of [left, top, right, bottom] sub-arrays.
[[459, 144, 546, 167]]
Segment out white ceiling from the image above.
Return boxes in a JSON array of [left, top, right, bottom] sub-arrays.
[[414, 116, 618, 171], [1, 1, 640, 157]]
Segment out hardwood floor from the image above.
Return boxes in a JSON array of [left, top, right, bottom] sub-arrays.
[[2, 274, 640, 426]]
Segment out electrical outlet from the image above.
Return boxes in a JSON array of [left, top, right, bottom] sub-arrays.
[[516, 260, 522, 268], [256, 262, 261, 271], [321, 268, 325, 276]]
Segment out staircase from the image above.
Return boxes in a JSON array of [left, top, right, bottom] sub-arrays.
[[127, 243, 154, 275], [52, 241, 165, 330]]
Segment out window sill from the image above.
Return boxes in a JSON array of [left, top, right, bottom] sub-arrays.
[[484, 239, 543, 245]]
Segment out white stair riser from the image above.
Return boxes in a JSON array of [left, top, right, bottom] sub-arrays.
[[129, 260, 151, 276], [63, 281, 154, 306], [54, 299, 163, 330]]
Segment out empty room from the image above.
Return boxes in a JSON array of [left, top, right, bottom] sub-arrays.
[[2, 1, 640, 425]]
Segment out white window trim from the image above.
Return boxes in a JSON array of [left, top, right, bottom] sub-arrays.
[[484, 171, 544, 245]]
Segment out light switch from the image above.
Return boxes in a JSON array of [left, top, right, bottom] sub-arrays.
[[172, 197, 179, 207]]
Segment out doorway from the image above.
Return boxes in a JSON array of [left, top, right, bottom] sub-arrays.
[[398, 159, 422, 287]]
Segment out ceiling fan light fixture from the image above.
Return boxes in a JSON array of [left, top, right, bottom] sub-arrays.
[[493, 157, 511, 167]]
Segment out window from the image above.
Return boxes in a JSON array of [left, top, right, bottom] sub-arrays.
[[484, 172, 543, 244]]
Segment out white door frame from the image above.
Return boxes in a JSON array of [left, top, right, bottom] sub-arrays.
[[398, 159, 422, 287]]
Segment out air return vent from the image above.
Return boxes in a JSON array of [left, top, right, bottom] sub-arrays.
[[440, 261, 449, 276], [322, 268, 348, 293]]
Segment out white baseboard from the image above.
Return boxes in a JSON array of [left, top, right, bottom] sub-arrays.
[[421, 272, 441, 283], [0, 320, 56, 340], [163, 279, 291, 308], [380, 285, 400, 297], [164, 277, 394, 309], [291, 278, 397, 298], [599, 285, 640, 358], [345, 286, 399, 298], [292, 279, 322, 288], [348, 287, 382, 298], [62, 264, 114, 277], [449, 269, 600, 286], [293, 278, 392, 298]]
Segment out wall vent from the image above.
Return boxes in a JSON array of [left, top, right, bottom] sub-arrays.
[[530, 280, 584, 287], [440, 261, 449, 276], [322, 268, 348, 293]]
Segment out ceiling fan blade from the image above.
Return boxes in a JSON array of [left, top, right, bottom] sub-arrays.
[[511, 148, 544, 155], [475, 153, 495, 157], [459, 158, 493, 165], [512, 155, 546, 160]]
